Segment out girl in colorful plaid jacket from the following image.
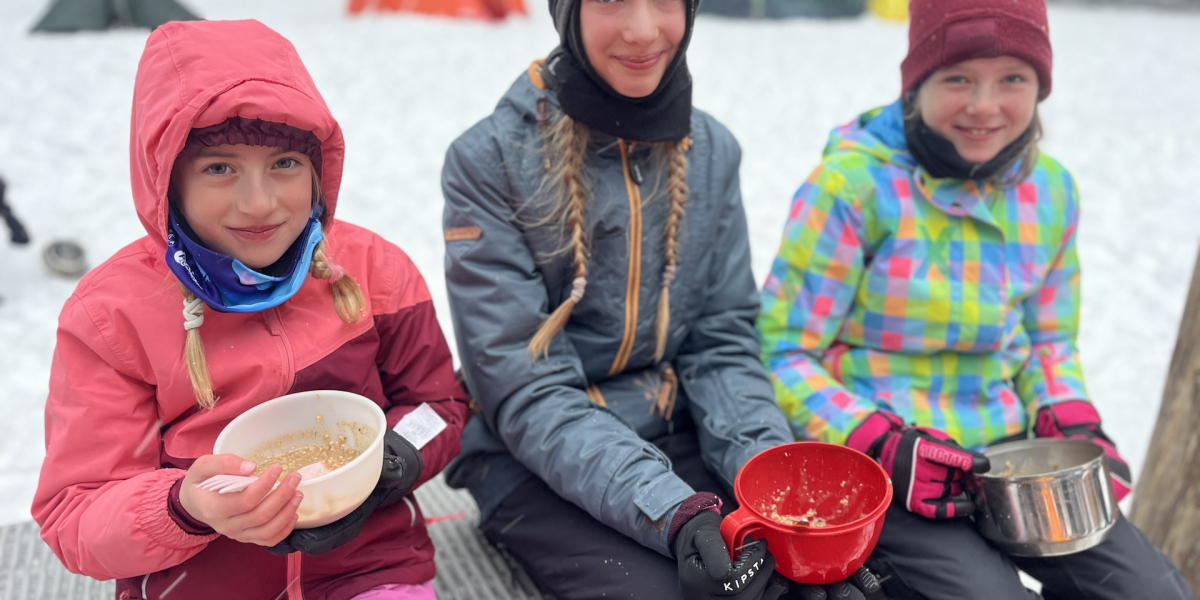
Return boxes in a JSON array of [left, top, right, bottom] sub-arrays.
[[756, 0, 1192, 598]]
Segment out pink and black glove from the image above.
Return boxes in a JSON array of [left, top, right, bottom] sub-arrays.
[[1034, 400, 1132, 501], [847, 411, 990, 519]]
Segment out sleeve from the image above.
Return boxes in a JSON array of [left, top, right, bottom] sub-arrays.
[[1014, 182, 1089, 415], [672, 127, 793, 490], [441, 135, 693, 557], [755, 164, 881, 445], [32, 296, 216, 580], [373, 249, 471, 489]]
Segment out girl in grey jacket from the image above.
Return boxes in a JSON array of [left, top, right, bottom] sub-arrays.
[[441, 0, 881, 597]]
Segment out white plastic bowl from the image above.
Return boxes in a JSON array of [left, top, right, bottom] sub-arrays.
[[213, 390, 386, 529]]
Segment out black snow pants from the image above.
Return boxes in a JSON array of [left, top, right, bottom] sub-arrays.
[[864, 502, 1194, 600], [479, 429, 738, 600]]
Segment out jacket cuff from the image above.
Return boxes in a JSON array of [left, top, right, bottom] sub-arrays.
[[134, 471, 218, 550], [666, 492, 722, 549], [167, 477, 217, 536]]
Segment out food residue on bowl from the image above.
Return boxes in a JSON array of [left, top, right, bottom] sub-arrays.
[[251, 437, 362, 478], [762, 486, 838, 528], [769, 507, 828, 528], [246, 415, 375, 479]]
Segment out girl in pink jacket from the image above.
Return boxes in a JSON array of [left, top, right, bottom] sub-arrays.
[[32, 19, 468, 600]]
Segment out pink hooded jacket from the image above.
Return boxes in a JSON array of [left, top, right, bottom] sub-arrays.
[[32, 20, 468, 600]]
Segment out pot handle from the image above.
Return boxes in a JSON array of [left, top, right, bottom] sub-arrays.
[[720, 507, 765, 562]]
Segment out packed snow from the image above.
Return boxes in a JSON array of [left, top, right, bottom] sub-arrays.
[[1, 0, 1198, 527]]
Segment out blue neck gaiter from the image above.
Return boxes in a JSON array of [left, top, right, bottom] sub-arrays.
[[166, 208, 324, 313]]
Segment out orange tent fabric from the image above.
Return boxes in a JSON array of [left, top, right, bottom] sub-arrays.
[[348, 0, 525, 20]]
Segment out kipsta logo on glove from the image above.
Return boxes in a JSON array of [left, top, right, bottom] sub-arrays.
[[724, 557, 766, 592]]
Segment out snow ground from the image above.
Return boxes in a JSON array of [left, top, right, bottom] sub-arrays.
[[1, 0, 1198, 527]]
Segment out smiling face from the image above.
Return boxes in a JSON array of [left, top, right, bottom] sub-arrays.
[[579, 0, 686, 98], [173, 144, 315, 269], [914, 56, 1040, 163]]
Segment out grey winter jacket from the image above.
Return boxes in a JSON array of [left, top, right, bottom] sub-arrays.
[[442, 63, 792, 557]]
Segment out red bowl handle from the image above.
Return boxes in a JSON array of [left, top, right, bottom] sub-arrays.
[[720, 507, 765, 562]]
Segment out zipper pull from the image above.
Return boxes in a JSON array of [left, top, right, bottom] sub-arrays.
[[632, 163, 644, 185]]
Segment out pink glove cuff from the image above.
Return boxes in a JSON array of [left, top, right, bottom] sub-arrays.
[[847, 411, 904, 457], [1035, 400, 1101, 437]]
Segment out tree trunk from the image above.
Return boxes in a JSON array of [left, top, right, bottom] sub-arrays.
[[1130, 247, 1200, 592]]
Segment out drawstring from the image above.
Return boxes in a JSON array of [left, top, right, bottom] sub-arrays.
[[287, 552, 304, 599], [653, 364, 678, 421]]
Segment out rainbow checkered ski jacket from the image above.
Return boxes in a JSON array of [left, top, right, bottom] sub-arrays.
[[757, 100, 1091, 450]]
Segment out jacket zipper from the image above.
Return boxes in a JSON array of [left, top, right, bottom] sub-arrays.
[[266, 307, 296, 393], [609, 139, 642, 376]]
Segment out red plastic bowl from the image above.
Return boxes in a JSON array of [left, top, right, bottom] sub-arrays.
[[720, 442, 892, 584]]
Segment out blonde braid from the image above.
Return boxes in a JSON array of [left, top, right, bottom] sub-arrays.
[[305, 172, 365, 324], [176, 239, 362, 410], [654, 138, 689, 362], [180, 285, 216, 409], [310, 238, 365, 324], [528, 117, 591, 359]]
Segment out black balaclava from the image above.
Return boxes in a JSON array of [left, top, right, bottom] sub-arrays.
[[541, 0, 696, 142], [902, 97, 1035, 181]]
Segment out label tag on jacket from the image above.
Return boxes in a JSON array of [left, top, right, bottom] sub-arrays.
[[394, 403, 447, 450]]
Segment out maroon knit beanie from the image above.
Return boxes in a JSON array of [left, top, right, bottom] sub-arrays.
[[902, 0, 1052, 100], [182, 117, 324, 178]]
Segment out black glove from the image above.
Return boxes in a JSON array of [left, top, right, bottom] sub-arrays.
[[267, 429, 422, 555], [674, 511, 787, 600], [792, 567, 885, 600]]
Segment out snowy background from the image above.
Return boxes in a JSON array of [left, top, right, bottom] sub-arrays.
[[1, 0, 1198, 527]]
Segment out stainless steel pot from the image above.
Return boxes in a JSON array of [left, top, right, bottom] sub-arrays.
[[972, 438, 1118, 557]]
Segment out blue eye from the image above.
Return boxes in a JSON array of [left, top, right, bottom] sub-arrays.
[[276, 157, 300, 169], [204, 163, 230, 175], [1003, 74, 1027, 84]]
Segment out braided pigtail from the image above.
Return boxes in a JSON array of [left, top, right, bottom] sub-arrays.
[[527, 116, 591, 359], [310, 238, 365, 324], [655, 137, 689, 362], [307, 174, 364, 324], [180, 285, 216, 409]]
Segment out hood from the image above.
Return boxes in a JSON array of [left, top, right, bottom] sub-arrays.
[[826, 100, 1017, 217], [130, 19, 345, 252], [821, 99, 915, 170], [546, 0, 696, 105]]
